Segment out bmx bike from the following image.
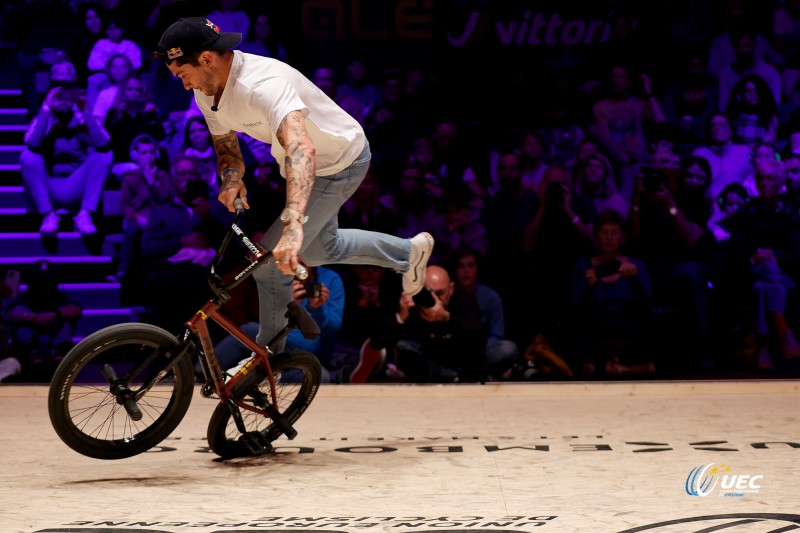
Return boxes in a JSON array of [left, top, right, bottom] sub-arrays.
[[47, 199, 322, 460]]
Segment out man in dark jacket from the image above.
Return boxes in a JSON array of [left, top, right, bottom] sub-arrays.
[[352, 265, 488, 383]]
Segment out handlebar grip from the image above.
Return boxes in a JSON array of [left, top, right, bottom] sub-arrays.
[[233, 198, 245, 214], [295, 264, 308, 280]]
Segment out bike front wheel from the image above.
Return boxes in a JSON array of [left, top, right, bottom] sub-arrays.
[[48, 323, 196, 460], [207, 350, 321, 458]]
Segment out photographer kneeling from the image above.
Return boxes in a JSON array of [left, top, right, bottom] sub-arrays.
[[351, 265, 487, 383]]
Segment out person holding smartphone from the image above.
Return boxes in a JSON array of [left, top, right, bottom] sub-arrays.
[[19, 61, 113, 235], [570, 209, 655, 378]]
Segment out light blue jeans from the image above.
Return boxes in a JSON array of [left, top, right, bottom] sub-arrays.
[[20, 148, 112, 214], [253, 140, 412, 353]]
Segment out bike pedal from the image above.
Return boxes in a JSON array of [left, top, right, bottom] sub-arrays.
[[239, 431, 274, 456]]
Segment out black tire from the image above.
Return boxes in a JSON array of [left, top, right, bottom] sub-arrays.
[[207, 350, 321, 458], [48, 323, 195, 460]]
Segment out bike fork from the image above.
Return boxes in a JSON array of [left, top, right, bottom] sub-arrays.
[[102, 365, 143, 421]]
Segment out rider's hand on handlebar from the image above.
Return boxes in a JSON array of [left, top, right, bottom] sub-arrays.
[[273, 220, 304, 276], [217, 179, 250, 213]]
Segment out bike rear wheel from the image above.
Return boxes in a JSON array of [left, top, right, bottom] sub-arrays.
[[48, 323, 195, 460], [207, 350, 321, 458]]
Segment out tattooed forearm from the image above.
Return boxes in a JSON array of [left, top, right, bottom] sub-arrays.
[[277, 111, 316, 213], [212, 130, 245, 178]]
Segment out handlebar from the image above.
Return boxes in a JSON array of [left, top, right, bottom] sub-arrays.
[[209, 198, 308, 299], [233, 198, 307, 279]]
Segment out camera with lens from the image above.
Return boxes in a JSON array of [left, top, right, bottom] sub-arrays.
[[301, 270, 322, 299], [411, 287, 436, 308]]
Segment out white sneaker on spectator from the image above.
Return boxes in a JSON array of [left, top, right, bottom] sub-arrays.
[[0, 357, 22, 382], [39, 212, 60, 234], [402, 232, 434, 296], [73, 210, 96, 235]]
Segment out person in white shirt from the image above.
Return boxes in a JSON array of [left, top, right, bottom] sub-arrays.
[[154, 17, 434, 354]]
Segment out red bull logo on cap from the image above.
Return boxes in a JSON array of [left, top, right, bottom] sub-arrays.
[[206, 19, 220, 33], [167, 47, 183, 59]]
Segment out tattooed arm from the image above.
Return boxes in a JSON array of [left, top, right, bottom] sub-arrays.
[[212, 130, 249, 212], [273, 110, 316, 275]]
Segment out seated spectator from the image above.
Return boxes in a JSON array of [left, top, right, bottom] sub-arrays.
[[728, 159, 800, 369], [350, 265, 487, 383], [517, 130, 549, 194], [364, 67, 426, 181], [573, 152, 629, 218], [285, 264, 346, 382], [564, 136, 602, 178], [436, 187, 488, 261], [140, 158, 230, 334], [85, 18, 142, 107], [725, 73, 779, 146], [521, 163, 597, 350], [378, 163, 446, 240], [662, 47, 719, 149], [239, 12, 288, 61], [91, 53, 135, 125], [311, 65, 365, 126], [68, 3, 105, 83], [20, 76, 113, 235], [337, 55, 384, 119], [538, 90, 585, 165], [710, 182, 750, 242], [449, 247, 519, 381], [570, 209, 655, 378], [587, 62, 666, 202], [338, 165, 398, 235], [692, 113, 753, 205], [2, 261, 82, 381], [627, 156, 716, 370], [110, 134, 175, 285], [104, 76, 165, 166], [215, 263, 347, 383], [181, 115, 219, 194], [717, 26, 782, 114], [707, 4, 785, 79]]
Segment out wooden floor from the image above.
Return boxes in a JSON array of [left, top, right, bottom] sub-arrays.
[[2, 381, 800, 533]]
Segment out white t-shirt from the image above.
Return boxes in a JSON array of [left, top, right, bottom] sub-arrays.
[[196, 51, 365, 178]]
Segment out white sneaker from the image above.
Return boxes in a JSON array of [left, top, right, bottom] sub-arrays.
[[402, 232, 434, 296], [0, 357, 22, 382], [225, 353, 256, 382], [73, 210, 97, 235], [39, 212, 60, 234]]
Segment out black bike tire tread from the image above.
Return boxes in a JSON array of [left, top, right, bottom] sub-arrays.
[[48, 322, 195, 460], [206, 350, 321, 458]]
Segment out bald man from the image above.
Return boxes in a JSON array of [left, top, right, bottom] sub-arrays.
[[351, 265, 488, 383]]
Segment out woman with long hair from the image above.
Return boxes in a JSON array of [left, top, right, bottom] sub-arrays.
[[725, 73, 779, 146]]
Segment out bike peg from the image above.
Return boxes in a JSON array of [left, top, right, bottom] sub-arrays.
[[295, 264, 308, 280]]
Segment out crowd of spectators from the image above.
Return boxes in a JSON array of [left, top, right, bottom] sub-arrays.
[[4, 0, 800, 383]]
